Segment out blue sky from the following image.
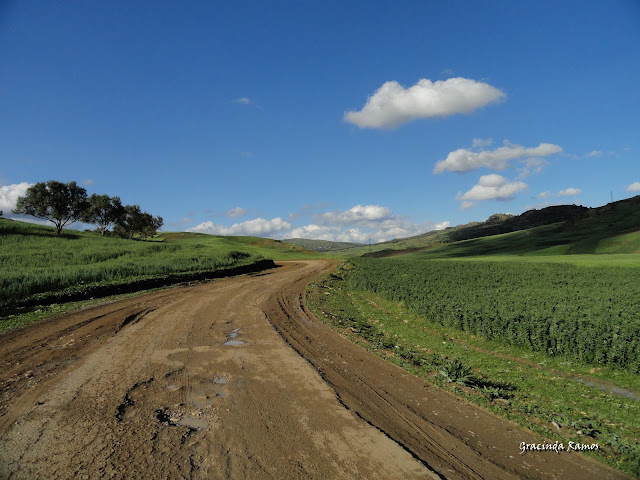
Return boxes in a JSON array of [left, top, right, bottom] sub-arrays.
[[1, 0, 639, 242]]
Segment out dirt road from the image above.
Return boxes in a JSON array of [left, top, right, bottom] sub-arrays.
[[0, 260, 629, 479]]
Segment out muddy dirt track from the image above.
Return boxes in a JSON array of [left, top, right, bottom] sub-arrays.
[[0, 261, 630, 479]]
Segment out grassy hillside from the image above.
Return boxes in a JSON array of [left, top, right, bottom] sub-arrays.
[[0, 219, 313, 315], [351, 195, 640, 259]]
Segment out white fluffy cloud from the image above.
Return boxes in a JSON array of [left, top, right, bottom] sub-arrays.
[[0, 182, 32, 212], [313, 204, 393, 226], [226, 207, 248, 218], [286, 216, 449, 244], [458, 174, 527, 202], [188, 217, 290, 236], [284, 203, 449, 243], [538, 188, 582, 198], [233, 97, 252, 105], [287, 224, 341, 241], [557, 187, 582, 196], [434, 140, 562, 174], [344, 77, 505, 129], [627, 182, 640, 192]]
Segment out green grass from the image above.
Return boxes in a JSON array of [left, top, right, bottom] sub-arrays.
[[0, 219, 315, 322], [307, 264, 640, 477]]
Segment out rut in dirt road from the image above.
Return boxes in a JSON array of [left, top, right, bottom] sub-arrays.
[[0, 262, 431, 480], [0, 261, 630, 479]]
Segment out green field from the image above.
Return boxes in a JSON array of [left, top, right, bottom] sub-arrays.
[[0, 218, 314, 330], [307, 260, 640, 477]]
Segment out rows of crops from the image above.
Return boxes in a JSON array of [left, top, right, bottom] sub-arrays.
[[348, 258, 640, 372]]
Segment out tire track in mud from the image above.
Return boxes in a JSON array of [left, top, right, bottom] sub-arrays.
[[263, 261, 631, 480]]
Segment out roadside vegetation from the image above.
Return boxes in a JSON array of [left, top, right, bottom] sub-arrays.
[[349, 257, 640, 372], [0, 219, 312, 331], [307, 262, 640, 477]]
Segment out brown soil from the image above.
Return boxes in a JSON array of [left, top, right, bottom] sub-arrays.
[[0, 260, 630, 479]]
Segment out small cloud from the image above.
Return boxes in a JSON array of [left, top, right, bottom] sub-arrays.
[[587, 150, 602, 157], [287, 224, 341, 241], [434, 140, 562, 174], [537, 188, 582, 199], [226, 207, 248, 218], [472, 138, 493, 148], [460, 201, 474, 210], [557, 187, 581, 197], [441, 68, 454, 76], [457, 174, 527, 201], [627, 182, 640, 192], [238, 151, 254, 158], [233, 97, 252, 105], [344, 77, 505, 129], [83, 178, 94, 186], [314, 204, 393, 226]]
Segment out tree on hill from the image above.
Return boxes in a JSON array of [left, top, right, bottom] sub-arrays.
[[82, 194, 124, 235], [114, 204, 163, 239], [13, 180, 88, 234], [139, 212, 163, 240]]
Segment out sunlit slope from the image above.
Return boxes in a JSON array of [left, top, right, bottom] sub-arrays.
[[355, 195, 640, 259], [0, 219, 314, 309]]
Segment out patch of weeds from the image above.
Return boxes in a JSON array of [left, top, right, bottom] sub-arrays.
[[435, 358, 478, 387]]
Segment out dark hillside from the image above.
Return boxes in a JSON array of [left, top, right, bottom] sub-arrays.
[[447, 205, 588, 242]]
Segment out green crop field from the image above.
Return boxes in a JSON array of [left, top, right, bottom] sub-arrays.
[[307, 259, 640, 476], [347, 257, 640, 372]]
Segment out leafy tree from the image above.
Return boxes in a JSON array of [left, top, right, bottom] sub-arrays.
[[82, 194, 124, 235], [114, 204, 143, 239], [114, 204, 163, 240], [139, 212, 163, 240], [14, 180, 88, 234]]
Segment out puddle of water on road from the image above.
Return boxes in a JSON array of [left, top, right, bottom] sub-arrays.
[[574, 378, 640, 400], [223, 340, 245, 346], [177, 415, 208, 430], [212, 376, 228, 385], [165, 384, 179, 391]]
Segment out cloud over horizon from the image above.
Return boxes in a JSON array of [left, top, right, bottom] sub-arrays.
[[286, 204, 449, 243], [627, 182, 640, 192], [434, 140, 562, 174], [457, 174, 527, 203], [313, 204, 393, 226], [188, 217, 290, 236], [344, 77, 505, 129]]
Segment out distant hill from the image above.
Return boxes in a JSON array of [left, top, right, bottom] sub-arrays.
[[361, 195, 640, 258], [444, 204, 588, 242], [282, 238, 362, 252]]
